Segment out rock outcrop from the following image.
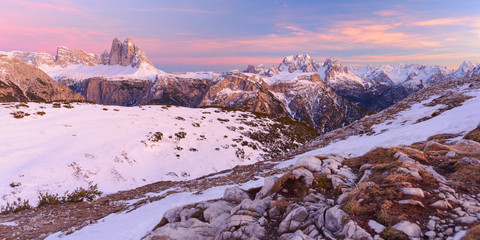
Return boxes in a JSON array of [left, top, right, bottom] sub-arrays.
[[103, 38, 153, 68], [55, 46, 101, 67], [144, 126, 480, 240], [0, 54, 84, 102]]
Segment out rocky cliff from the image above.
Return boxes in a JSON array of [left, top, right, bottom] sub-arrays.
[[102, 38, 154, 68], [0, 54, 84, 102]]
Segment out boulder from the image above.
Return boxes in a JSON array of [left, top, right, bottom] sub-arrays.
[[278, 206, 309, 233], [430, 200, 452, 209], [279, 230, 315, 240], [294, 155, 323, 172], [456, 216, 477, 224], [398, 199, 425, 208], [292, 168, 315, 186], [324, 206, 348, 233], [399, 187, 425, 198], [203, 201, 232, 223], [256, 176, 277, 199], [368, 220, 385, 234], [145, 218, 214, 240], [340, 220, 373, 239], [392, 220, 421, 238], [223, 186, 249, 204], [227, 215, 256, 228]]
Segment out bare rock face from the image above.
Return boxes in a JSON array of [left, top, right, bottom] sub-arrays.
[[55, 46, 101, 67], [79, 77, 152, 106], [0, 55, 84, 102], [199, 74, 290, 118], [278, 53, 319, 73], [104, 38, 153, 68], [269, 74, 364, 133], [149, 75, 215, 107]]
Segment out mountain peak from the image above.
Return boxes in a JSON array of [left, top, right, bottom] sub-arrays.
[[278, 53, 319, 73], [54, 45, 101, 67], [103, 38, 153, 68]]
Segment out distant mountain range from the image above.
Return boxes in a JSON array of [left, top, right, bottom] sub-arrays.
[[1, 38, 479, 132]]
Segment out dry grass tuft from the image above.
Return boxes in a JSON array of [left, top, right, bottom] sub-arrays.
[[462, 224, 480, 240], [464, 125, 480, 143]]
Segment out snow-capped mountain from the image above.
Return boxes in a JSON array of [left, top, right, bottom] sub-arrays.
[[7, 38, 163, 82], [247, 53, 480, 110]]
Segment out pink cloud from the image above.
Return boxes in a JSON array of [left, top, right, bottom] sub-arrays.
[[15, 0, 84, 14], [414, 17, 468, 26], [131, 7, 217, 14], [374, 10, 399, 17], [150, 56, 282, 66]]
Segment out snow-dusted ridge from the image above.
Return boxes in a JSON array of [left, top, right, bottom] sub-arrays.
[[38, 62, 164, 82]]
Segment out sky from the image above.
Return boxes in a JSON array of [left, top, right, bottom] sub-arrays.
[[0, 0, 479, 72]]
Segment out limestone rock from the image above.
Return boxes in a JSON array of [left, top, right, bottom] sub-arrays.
[[223, 186, 249, 204], [294, 156, 323, 172], [368, 220, 385, 234], [456, 216, 477, 224], [340, 220, 373, 240], [145, 218, 214, 240], [278, 206, 309, 233], [279, 230, 315, 240], [399, 187, 425, 198], [430, 200, 452, 209], [105, 38, 153, 68], [398, 199, 425, 208], [324, 206, 348, 233], [392, 220, 421, 238], [292, 168, 314, 186], [255, 177, 277, 199], [203, 201, 232, 223]]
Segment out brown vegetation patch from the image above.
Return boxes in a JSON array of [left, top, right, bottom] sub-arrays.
[[464, 124, 480, 143], [463, 224, 480, 240]]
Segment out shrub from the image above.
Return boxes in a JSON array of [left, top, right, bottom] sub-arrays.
[[36, 111, 46, 116], [376, 200, 393, 226], [344, 199, 368, 215], [149, 132, 163, 142], [11, 111, 30, 119], [52, 102, 61, 108], [37, 192, 61, 207], [64, 184, 103, 202], [380, 227, 409, 240], [175, 131, 187, 140], [36, 184, 103, 208], [1, 197, 31, 215], [462, 224, 480, 240], [9, 182, 21, 188], [464, 125, 480, 143]]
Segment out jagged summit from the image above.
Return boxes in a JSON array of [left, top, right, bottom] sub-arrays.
[[278, 53, 320, 73], [55, 45, 101, 67], [453, 61, 479, 79], [101, 38, 154, 68], [7, 38, 154, 70]]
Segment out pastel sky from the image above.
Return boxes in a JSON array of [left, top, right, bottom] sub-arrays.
[[1, 0, 479, 72]]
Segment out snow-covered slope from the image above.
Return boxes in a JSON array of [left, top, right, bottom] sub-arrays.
[[0, 102, 317, 205], [39, 62, 163, 81]]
